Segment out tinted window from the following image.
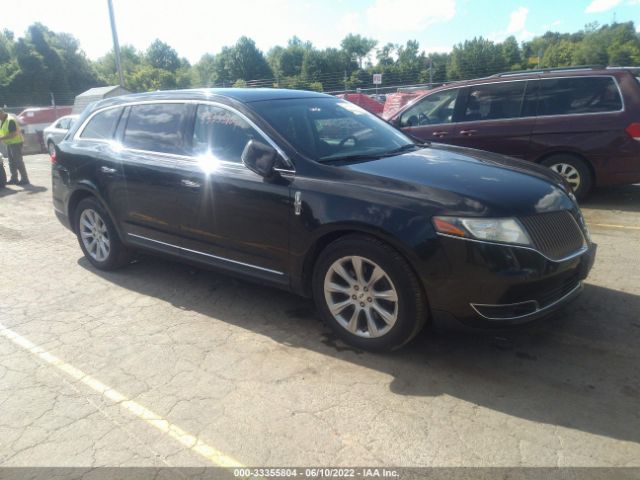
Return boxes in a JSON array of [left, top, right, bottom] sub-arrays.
[[400, 89, 459, 127], [123, 103, 188, 155], [192, 105, 267, 163], [80, 108, 121, 140], [461, 81, 526, 122], [251, 97, 413, 162], [537, 77, 622, 116]]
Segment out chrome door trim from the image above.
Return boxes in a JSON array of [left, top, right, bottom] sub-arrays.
[[127, 233, 285, 276], [73, 99, 295, 171]]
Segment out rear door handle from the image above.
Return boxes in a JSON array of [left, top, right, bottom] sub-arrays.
[[180, 179, 201, 189], [432, 131, 448, 138], [459, 129, 478, 136], [100, 166, 117, 174]]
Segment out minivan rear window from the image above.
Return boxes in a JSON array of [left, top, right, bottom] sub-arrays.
[[80, 108, 121, 140], [537, 77, 622, 116], [123, 103, 188, 155]]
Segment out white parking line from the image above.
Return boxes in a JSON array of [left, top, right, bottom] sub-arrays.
[[0, 322, 244, 468], [591, 223, 640, 231]]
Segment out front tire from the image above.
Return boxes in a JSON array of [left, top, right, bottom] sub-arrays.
[[541, 154, 593, 200], [312, 235, 428, 351], [75, 197, 130, 270]]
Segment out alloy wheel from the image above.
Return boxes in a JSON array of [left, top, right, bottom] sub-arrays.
[[323, 255, 399, 338], [550, 162, 581, 191], [79, 208, 111, 262]]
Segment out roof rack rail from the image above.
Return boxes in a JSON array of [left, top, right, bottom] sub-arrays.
[[491, 65, 606, 77]]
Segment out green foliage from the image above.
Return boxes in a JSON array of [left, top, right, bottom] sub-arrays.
[[146, 39, 180, 72], [340, 34, 377, 68], [1, 20, 639, 106]]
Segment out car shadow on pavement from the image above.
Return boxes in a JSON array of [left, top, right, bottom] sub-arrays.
[[582, 184, 640, 213], [79, 255, 640, 445], [22, 184, 48, 195]]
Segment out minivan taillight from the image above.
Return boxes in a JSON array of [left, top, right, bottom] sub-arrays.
[[625, 123, 640, 140]]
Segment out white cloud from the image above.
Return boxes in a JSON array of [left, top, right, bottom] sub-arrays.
[[366, 0, 456, 32], [492, 6, 532, 42], [585, 0, 622, 13], [507, 7, 529, 34]]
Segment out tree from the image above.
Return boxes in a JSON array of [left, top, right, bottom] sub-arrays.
[[450, 37, 507, 79], [541, 40, 577, 67], [501, 36, 522, 70], [192, 53, 217, 87], [146, 39, 180, 72], [226, 37, 272, 81], [340, 34, 377, 68]]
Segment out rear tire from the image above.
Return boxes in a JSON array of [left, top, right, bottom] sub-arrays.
[[541, 154, 593, 201], [312, 234, 428, 351], [47, 141, 56, 157], [74, 197, 130, 270]]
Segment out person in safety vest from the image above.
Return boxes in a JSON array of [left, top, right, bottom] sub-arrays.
[[0, 108, 30, 185]]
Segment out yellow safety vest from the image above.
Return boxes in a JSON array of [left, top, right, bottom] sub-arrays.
[[0, 114, 24, 145]]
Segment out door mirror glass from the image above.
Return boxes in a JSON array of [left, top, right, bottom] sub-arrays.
[[241, 140, 278, 178]]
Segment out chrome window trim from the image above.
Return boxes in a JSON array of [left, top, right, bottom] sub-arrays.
[[436, 232, 589, 263], [73, 99, 295, 172], [127, 233, 284, 276], [402, 75, 625, 126], [470, 281, 583, 321]]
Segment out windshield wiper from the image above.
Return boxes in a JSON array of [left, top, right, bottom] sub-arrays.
[[318, 153, 385, 163], [379, 142, 429, 157]]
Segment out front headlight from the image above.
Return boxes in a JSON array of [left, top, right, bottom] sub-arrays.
[[433, 216, 533, 246]]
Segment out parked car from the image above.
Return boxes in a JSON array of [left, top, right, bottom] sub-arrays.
[[43, 115, 79, 155], [17, 106, 73, 135], [388, 66, 640, 199], [52, 89, 596, 351]]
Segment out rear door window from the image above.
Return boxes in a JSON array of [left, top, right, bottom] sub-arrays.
[[80, 108, 122, 140], [399, 89, 460, 127], [460, 81, 526, 122], [537, 77, 622, 116], [192, 104, 265, 163], [123, 103, 189, 155]]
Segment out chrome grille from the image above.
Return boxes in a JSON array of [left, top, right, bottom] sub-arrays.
[[519, 211, 585, 261]]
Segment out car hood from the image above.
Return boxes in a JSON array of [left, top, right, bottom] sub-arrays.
[[341, 143, 576, 217]]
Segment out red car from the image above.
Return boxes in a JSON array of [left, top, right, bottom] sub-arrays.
[[388, 66, 640, 199]]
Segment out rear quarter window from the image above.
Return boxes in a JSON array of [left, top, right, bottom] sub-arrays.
[[79, 108, 122, 140], [537, 77, 622, 116]]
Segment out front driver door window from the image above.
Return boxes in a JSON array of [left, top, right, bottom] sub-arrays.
[[177, 104, 292, 278], [399, 89, 460, 142]]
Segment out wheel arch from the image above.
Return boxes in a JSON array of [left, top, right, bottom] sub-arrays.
[[535, 150, 597, 187], [297, 224, 430, 304], [67, 185, 123, 241]]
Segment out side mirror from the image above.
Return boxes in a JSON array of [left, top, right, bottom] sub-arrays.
[[241, 140, 279, 178]]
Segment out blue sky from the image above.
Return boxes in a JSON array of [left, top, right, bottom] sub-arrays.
[[4, 0, 640, 62]]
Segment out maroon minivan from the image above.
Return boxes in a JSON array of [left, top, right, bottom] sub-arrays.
[[388, 66, 640, 199]]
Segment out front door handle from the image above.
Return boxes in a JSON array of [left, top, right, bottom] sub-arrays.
[[180, 179, 201, 189], [459, 129, 478, 136], [432, 131, 448, 138], [100, 166, 117, 174]]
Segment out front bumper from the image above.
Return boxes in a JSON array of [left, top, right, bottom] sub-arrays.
[[427, 236, 597, 327]]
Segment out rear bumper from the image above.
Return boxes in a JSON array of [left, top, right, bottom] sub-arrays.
[[426, 236, 597, 328]]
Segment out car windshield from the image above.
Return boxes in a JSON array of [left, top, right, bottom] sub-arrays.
[[249, 97, 418, 162]]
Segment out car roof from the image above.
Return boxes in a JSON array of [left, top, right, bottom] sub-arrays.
[[90, 88, 331, 111]]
